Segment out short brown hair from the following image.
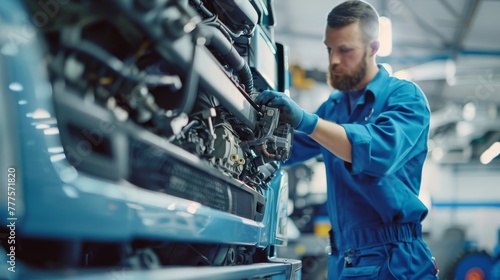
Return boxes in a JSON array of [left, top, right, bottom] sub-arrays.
[[327, 0, 380, 44]]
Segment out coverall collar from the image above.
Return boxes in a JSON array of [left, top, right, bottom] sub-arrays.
[[364, 64, 390, 99]]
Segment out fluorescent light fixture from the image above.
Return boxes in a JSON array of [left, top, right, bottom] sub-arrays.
[[35, 124, 50, 129], [462, 102, 476, 121], [480, 142, 500, 165], [378, 16, 392, 57], [31, 109, 51, 119], [43, 128, 60, 135], [445, 59, 456, 85], [393, 59, 456, 82], [9, 82, 24, 92], [456, 121, 474, 137], [431, 147, 444, 162]]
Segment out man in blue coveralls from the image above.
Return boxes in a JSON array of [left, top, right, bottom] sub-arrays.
[[256, 0, 439, 279]]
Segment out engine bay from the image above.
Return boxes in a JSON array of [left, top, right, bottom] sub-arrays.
[[23, 0, 293, 198]]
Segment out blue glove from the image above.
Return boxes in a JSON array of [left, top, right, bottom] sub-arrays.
[[255, 90, 319, 135]]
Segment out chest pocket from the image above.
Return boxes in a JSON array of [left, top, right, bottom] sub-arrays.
[[347, 105, 377, 126], [350, 89, 391, 125]]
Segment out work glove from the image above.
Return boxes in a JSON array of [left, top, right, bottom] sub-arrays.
[[255, 90, 319, 135]]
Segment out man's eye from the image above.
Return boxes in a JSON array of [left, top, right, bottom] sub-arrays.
[[340, 48, 352, 53], [326, 47, 332, 55]]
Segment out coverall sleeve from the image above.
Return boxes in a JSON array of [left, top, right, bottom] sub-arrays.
[[341, 83, 430, 176], [283, 131, 321, 166]]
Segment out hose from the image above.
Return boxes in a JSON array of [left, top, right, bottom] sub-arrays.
[[200, 25, 254, 94]]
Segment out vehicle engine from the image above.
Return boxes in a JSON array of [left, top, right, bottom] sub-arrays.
[[23, 0, 292, 190], [0, 0, 298, 275]]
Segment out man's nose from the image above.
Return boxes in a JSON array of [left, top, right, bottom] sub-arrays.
[[329, 51, 341, 65]]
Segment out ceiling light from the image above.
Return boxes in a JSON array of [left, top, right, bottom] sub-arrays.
[[30, 109, 51, 119], [480, 142, 500, 165], [43, 128, 59, 135], [378, 16, 392, 57], [456, 121, 474, 137], [431, 147, 444, 162], [9, 82, 24, 92], [445, 59, 456, 85], [462, 102, 476, 121]]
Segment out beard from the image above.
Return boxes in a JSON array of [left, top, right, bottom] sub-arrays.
[[327, 50, 367, 91]]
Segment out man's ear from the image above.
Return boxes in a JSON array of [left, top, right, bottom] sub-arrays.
[[369, 40, 380, 56]]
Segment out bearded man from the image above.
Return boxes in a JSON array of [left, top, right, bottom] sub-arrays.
[[255, 1, 439, 279]]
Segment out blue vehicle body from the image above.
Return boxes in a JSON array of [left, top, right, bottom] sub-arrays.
[[0, 0, 300, 279]]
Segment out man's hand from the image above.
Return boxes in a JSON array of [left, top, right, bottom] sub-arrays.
[[255, 90, 319, 135]]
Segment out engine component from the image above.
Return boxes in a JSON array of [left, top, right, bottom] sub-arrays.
[[211, 116, 247, 176], [210, 0, 259, 36], [200, 25, 254, 94]]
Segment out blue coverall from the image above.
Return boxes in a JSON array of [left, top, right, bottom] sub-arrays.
[[285, 66, 439, 279]]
